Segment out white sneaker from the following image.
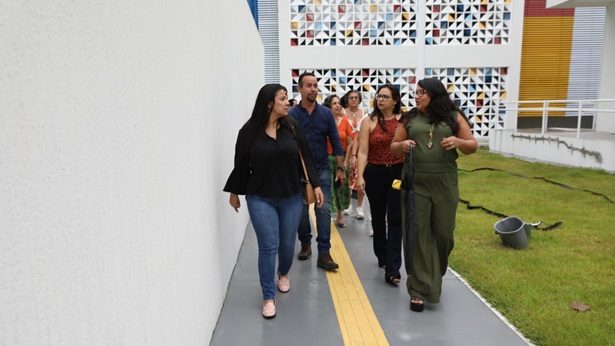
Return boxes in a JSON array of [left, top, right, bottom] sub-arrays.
[[355, 207, 365, 220], [343, 206, 353, 215], [368, 229, 373, 237]]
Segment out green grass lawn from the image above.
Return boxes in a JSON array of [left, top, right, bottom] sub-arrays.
[[451, 149, 615, 345]]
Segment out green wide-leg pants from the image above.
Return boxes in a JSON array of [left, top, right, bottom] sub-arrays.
[[403, 170, 458, 304]]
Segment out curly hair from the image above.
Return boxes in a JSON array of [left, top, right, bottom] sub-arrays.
[[401, 78, 470, 133]]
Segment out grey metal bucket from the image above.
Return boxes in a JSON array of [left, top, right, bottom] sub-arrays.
[[493, 216, 533, 249]]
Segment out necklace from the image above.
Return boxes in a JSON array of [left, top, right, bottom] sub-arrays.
[[427, 123, 435, 149], [347, 109, 360, 129]]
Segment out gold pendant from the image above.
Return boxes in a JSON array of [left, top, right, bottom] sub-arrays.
[[427, 123, 435, 149]]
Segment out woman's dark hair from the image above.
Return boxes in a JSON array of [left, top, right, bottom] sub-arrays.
[[340, 93, 348, 108], [323, 94, 340, 109], [401, 78, 471, 134], [246, 83, 289, 135], [370, 84, 401, 132]]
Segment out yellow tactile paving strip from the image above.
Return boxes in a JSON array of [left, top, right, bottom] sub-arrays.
[[310, 210, 389, 345]]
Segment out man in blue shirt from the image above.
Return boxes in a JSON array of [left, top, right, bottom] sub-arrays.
[[290, 72, 346, 270]]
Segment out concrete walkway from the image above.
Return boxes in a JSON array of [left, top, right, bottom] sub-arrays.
[[211, 208, 531, 346]]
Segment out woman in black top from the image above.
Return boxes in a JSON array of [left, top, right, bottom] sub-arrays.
[[224, 84, 323, 319]]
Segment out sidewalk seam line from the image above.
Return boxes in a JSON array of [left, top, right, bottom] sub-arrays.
[[448, 268, 534, 346]]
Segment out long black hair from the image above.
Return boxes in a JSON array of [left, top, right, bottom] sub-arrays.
[[370, 84, 401, 132], [401, 78, 470, 133], [246, 83, 289, 135]]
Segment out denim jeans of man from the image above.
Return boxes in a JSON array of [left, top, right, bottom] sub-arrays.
[[298, 169, 332, 254], [246, 193, 304, 300]]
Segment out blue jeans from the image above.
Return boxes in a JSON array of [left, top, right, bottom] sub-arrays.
[[246, 193, 304, 300], [298, 168, 332, 254]]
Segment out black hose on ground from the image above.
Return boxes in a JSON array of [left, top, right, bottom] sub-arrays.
[[459, 167, 613, 204], [458, 198, 563, 231]]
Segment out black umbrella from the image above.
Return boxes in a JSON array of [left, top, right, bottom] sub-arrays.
[[402, 149, 415, 279]]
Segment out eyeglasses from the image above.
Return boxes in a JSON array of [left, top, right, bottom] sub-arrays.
[[348, 96, 359, 100], [415, 89, 427, 97], [376, 94, 391, 100]]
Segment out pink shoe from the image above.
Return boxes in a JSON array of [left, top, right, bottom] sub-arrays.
[[277, 275, 291, 293], [262, 300, 276, 319]]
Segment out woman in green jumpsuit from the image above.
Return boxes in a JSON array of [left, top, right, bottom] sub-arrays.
[[390, 78, 477, 312]]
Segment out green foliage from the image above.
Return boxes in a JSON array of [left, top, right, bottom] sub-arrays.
[[451, 149, 615, 345]]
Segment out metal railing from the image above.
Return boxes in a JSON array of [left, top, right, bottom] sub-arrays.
[[501, 99, 615, 138]]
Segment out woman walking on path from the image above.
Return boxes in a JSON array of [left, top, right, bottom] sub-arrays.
[[344, 90, 367, 220], [356, 84, 404, 286], [224, 84, 324, 319], [324, 95, 353, 228], [390, 78, 477, 312]]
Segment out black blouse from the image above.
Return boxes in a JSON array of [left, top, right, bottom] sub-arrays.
[[223, 119, 320, 198]]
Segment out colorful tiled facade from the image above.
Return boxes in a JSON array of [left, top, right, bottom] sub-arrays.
[[291, 67, 507, 136], [277, 1, 604, 137], [425, 0, 512, 45], [291, 68, 418, 109], [290, 0, 417, 46], [289, 0, 513, 47], [424, 67, 508, 136]]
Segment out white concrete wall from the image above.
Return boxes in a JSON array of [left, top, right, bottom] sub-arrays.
[[490, 130, 615, 172], [0, 1, 261, 344], [597, 4, 615, 131]]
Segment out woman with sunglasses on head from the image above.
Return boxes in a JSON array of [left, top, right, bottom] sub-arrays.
[[356, 84, 404, 286], [390, 78, 477, 312], [224, 84, 324, 319], [344, 90, 368, 220]]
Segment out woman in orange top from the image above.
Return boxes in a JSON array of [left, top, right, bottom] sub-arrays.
[[324, 94, 353, 227]]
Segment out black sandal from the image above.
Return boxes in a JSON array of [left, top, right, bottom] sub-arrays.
[[410, 296, 424, 312], [385, 273, 401, 286]]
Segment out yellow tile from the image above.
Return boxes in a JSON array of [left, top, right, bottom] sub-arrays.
[[323, 218, 389, 345]]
